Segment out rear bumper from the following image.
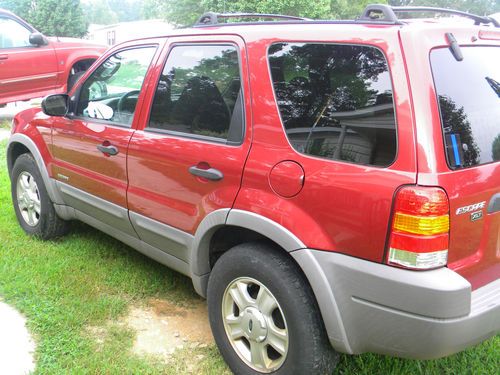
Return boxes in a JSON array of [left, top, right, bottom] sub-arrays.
[[292, 249, 500, 359]]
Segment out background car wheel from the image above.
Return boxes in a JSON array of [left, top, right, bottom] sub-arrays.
[[11, 153, 69, 240], [207, 242, 338, 375]]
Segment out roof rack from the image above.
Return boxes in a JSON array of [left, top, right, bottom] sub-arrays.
[[194, 12, 308, 26], [359, 4, 499, 27]]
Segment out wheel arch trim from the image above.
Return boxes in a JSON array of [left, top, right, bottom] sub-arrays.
[[190, 209, 306, 296], [7, 133, 64, 204]]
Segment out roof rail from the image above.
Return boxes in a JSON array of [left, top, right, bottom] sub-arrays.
[[358, 5, 401, 24], [359, 4, 499, 27], [194, 12, 308, 26]]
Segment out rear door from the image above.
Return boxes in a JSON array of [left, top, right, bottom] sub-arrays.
[[429, 45, 500, 289], [51, 43, 159, 233], [0, 14, 58, 102], [126, 35, 251, 262]]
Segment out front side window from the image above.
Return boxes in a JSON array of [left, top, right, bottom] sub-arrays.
[[431, 46, 500, 169], [0, 17, 31, 48], [76, 47, 156, 126], [148, 45, 243, 143], [269, 43, 397, 167]]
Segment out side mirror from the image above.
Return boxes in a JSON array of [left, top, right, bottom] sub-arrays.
[[42, 94, 69, 116], [29, 32, 48, 46]]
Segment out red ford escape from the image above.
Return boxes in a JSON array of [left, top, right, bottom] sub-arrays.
[[6, 5, 499, 374]]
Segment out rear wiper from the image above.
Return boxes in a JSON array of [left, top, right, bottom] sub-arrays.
[[485, 77, 500, 98], [445, 33, 463, 61]]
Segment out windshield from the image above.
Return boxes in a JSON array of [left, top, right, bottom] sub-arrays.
[[430, 46, 500, 169]]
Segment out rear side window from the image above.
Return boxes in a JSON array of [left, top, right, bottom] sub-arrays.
[[148, 45, 243, 143], [431, 46, 500, 169], [268, 43, 397, 167]]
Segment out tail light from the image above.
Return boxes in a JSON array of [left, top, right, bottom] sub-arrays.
[[387, 186, 449, 270]]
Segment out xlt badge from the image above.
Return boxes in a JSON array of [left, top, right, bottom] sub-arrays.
[[470, 211, 483, 222]]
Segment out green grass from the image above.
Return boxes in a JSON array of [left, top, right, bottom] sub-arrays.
[[0, 119, 11, 130], [0, 139, 498, 374]]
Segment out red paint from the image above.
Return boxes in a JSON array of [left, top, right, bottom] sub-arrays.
[[269, 161, 304, 198], [0, 9, 106, 105], [9, 20, 499, 290]]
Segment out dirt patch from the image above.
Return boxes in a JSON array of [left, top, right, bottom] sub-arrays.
[[125, 298, 214, 359]]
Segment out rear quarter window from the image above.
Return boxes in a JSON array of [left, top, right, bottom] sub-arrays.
[[268, 43, 397, 167], [431, 46, 500, 169]]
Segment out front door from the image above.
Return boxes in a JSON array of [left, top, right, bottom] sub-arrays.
[[126, 36, 251, 261], [50, 44, 158, 233], [0, 15, 58, 103]]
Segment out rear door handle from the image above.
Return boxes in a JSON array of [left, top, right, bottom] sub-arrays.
[[97, 144, 119, 156], [0, 54, 8, 61], [189, 165, 223, 181]]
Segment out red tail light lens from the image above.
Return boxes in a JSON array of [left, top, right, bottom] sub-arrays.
[[387, 186, 449, 270]]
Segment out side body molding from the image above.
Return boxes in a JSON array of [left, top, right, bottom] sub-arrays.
[[7, 133, 65, 205]]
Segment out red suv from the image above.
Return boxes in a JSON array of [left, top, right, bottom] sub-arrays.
[[6, 5, 500, 374], [0, 8, 106, 105]]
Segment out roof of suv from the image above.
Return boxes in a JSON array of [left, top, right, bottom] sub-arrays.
[[117, 4, 499, 45]]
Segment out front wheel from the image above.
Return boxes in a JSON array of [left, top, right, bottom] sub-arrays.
[[207, 242, 337, 375], [11, 153, 69, 239]]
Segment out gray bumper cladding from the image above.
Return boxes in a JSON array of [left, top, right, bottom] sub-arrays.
[[292, 249, 500, 359]]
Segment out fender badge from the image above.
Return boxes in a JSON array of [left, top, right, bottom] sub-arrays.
[[470, 211, 483, 222]]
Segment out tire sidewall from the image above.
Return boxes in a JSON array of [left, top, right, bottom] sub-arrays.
[[208, 244, 329, 375]]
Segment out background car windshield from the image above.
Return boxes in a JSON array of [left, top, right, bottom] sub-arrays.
[[431, 46, 500, 169]]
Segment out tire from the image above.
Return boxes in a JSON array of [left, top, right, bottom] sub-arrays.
[[11, 153, 69, 240], [207, 242, 338, 375]]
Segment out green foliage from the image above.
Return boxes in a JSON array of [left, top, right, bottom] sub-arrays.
[[0, 0, 87, 37], [149, 0, 499, 26], [82, 0, 118, 25], [161, 0, 332, 27], [0, 0, 31, 15], [388, 0, 500, 15], [330, 0, 387, 19]]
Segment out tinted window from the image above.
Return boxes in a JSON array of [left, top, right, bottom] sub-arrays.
[[149, 45, 243, 142], [431, 47, 500, 169], [0, 17, 30, 48], [76, 47, 156, 126], [269, 43, 396, 166]]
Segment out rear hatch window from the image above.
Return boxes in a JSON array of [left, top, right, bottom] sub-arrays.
[[430, 46, 500, 169], [431, 45, 499, 289]]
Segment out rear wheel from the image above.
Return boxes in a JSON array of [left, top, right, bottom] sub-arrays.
[[207, 242, 337, 375], [11, 153, 69, 239]]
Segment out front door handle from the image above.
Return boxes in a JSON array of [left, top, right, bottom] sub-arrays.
[[0, 54, 7, 60], [97, 143, 119, 156], [189, 165, 223, 181]]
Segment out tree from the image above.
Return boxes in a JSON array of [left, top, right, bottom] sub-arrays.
[[330, 0, 388, 19], [0, 0, 88, 37], [159, 0, 332, 27], [388, 1, 500, 16], [0, 0, 31, 18], [82, 0, 119, 25]]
